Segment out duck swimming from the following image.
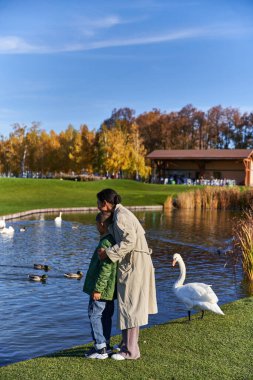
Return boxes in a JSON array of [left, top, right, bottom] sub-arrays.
[[64, 271, 83, 279], [33, 264, 51, 271], [28, 274, 48, 282]]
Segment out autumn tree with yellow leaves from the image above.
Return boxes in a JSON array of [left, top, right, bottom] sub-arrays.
[[94, 119, 150, 179]]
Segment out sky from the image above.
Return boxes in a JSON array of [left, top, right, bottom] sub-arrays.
[[0, 0, 253, 137]]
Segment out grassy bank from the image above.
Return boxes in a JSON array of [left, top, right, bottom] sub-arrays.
[[0, 178, 197, 216], [1, 298, 252, 380]]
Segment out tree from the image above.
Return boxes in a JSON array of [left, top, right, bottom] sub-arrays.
[[5, 124, 28, 176], [79, 124, 95, 173], [96, 121, 150, 179], [232, 111, 253, 148], [136, 109, 163, 152], [206, 106, 225, 148], [58, 125, 80, 173], [126, 123, 150, 178], [25, 123, 42, 173], [103, 107, 136, 131]]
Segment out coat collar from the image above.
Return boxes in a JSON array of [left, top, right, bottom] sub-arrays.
[[113, 203, 122, 220]]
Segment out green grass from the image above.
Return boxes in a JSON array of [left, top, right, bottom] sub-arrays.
[[1, 298, 252, 380], [0, 178, 197, 216]]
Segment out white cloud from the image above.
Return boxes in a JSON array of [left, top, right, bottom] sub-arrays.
[[87, 15, 122, 29], [77, 15, 122, 37], [0, 23, 252, 54], [59, 24, 253, 52], [0, 36, 43, 54]]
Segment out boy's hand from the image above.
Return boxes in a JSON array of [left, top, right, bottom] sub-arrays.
[[92, 291, 101, 301], [98, 248, 108, 261]]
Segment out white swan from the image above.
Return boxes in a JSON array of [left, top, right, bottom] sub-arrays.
[[0, 226, 14, 235], [54, 212, 62, 223], [172, 253, 224, 321], [0, 217, 6, 229]]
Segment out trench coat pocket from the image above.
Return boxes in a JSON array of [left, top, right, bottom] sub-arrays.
[[118, 251, 133, 275]]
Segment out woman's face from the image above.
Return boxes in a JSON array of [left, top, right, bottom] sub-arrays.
[[97, 199, 113, 212]]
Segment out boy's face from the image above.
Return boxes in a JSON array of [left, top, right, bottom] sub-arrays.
[[97, 199, 113, 212], [96, 221, 107, 235]]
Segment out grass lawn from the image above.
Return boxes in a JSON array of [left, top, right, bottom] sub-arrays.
[[1, 298, 252, 380], [0, 178, 197, 216]]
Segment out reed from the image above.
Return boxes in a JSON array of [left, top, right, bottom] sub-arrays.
[[173, 189, 197, 209], [164, 195, 173, 209], [174, 186, 252, 210], [233, 208, 253, 281]]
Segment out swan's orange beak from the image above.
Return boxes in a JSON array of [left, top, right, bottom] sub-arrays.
[[172, 259, 177, 267]]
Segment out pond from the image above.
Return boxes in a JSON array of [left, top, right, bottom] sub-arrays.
[[0, 209, 248, 367]]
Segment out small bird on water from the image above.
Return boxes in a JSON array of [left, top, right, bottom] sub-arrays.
[[64, 271, 83, 279], [54, 212, 62, 223], [33, 264, 51, 271], [28, 274, 48, 282]]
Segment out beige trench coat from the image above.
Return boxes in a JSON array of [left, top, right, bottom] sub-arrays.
[[106, 204, 158, 330]]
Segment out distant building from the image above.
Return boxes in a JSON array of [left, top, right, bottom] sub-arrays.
[[146, 149, 253, 186]]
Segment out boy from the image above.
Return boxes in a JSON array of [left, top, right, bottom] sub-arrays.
[[83, 212, 117, 359]]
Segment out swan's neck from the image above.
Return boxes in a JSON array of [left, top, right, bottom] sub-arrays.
[[174, 260, 186, 288]]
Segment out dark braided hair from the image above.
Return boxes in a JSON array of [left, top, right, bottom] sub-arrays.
[[97, 188, 122, 205]]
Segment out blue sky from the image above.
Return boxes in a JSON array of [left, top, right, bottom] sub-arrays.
[[0, 0, 253, 137]]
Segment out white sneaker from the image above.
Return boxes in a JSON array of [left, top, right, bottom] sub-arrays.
[[111, 353, 125, 360], [85, 347, 108, 359]]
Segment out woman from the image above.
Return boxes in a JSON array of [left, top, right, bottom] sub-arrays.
[[97, 188, 157, 360]]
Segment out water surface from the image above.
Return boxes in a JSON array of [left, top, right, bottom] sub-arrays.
[[0, 209, 247, 366]]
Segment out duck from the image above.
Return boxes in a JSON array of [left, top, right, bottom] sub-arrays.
[[172, 253, 224, 321], [0, 226, 14, 235], [0, 217, 6, 229], [64, 271, 83, 279], [34, 264, 51, 271], [28, 274, 47, 282], [19, 227, 26, 232], [54, 212, 62, 223]]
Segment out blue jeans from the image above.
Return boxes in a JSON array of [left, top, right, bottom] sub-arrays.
[[88, 297, 114, 350]]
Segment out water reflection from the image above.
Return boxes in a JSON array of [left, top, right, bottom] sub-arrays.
[[0, 209, 248, 367]]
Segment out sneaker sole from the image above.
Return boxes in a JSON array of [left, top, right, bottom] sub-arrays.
[[86, 354, 108, 359]]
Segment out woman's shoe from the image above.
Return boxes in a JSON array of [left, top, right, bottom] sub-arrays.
[[111, 353, 125, 360]]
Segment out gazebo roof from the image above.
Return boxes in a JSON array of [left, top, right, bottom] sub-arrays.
[[146, 149, 253, 160]]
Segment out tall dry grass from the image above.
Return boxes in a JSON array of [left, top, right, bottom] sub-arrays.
[[164, 195, 173, 209], [174, 187, 253, 210], [233, 208, 253, 281]]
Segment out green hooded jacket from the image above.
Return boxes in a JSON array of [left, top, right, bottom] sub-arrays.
[[83, 233, 117, 300]]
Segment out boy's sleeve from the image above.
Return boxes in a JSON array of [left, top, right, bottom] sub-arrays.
[[94, 239, 115, 294]]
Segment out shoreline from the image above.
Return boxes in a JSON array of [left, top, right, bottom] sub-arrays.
[[3, 205, 163, 221]]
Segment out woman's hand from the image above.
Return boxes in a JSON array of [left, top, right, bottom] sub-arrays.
[[98, 248, 108, 261], [92, 291, 101, 301]]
